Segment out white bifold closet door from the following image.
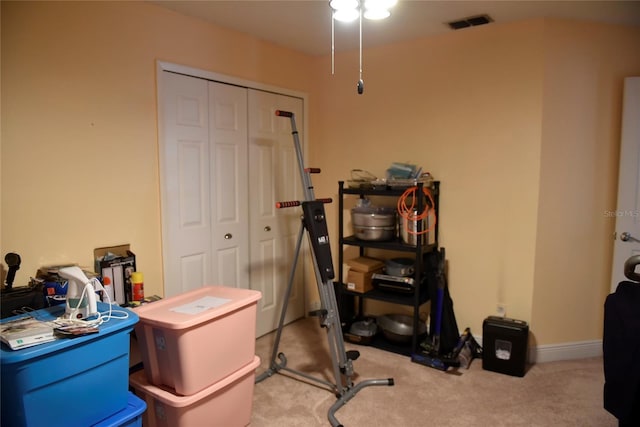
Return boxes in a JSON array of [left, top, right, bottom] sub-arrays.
[[248, 89, 305, 337], [159, 70, 305, 337]]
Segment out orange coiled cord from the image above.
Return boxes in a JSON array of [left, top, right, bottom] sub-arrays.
[[397, 186, 436, 235]]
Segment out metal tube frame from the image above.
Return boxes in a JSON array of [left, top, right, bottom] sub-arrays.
[[255, 111, 393, 427]]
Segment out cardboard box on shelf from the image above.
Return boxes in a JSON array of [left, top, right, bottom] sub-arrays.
[[346, 268, 383, 293], [345, 256, 385, 293], [346, 257, 385, 273], [94, 244, 136, 305]]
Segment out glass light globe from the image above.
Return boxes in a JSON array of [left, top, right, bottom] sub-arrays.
[[333, 8, 360, 22], [364, 8, 391, 20], [330, 0, 359, 11]]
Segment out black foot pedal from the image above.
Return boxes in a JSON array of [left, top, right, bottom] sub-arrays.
[[308, 309, 328, 317], [346, 350, 360, 361]]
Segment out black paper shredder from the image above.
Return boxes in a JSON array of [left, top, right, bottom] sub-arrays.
[[482, 316, 529, 377]]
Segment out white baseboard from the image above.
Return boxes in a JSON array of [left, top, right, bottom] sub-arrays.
[[476, 337, 603, 364], [529, 339, 602, 364]]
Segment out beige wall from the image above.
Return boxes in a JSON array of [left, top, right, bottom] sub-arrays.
[[1, 1, 312, 296], [309, 20, 545, 337], [2, 1, 639, 346], [532, 21, 640, 344], [308, 19, 640, 346]]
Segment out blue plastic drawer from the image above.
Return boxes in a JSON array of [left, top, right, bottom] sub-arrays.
[[1, 303, 138, 427], [93, 392, 146, 427]]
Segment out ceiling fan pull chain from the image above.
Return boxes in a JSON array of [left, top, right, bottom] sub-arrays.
[[331, 7, 335, 75], [358, 4, 364, 94]]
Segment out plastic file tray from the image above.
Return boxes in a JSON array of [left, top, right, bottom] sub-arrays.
[[130, 356, 260, 427], [134, 285, 261, 395], [1, 303, 138, 427], [93, 391, 146, 427]]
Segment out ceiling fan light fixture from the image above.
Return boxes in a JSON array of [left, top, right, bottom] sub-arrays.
[[364, 0, 396, 20], [330, 0, 359, 22], [331, 0, 397, 22], [364, 0, 397, 10], [333, 8, 360, 22], [330, 0, 358, 10], [363, 8, 390, 20], [330, 0, 398, 92]]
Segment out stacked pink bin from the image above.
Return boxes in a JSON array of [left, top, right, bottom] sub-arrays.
[[129, 286, 262, 427]]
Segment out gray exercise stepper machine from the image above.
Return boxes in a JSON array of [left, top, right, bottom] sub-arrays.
[[255, 110, 394, 427]]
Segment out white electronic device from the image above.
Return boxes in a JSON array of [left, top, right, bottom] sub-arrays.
[[57, 266, 98, 320]]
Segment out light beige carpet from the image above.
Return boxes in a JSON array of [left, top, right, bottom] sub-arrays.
[[251, 317, 616, 427]]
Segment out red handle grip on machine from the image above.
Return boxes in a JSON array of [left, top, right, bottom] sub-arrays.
[[275, 110, 293, 117], [275, 198, 332, 209], [275, 200, 301, 209]]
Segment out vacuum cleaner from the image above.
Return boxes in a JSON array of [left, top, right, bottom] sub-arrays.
[[411, 248, 481, 371]]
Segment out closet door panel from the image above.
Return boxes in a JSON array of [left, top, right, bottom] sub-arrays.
[[249, 89, 305, 337], [159, 72, 212, 297], [209, 82, 249, 289], [159, 68, 305, 337]]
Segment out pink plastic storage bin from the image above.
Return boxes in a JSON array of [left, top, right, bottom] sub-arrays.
[[134, 286, 261, 395], [129, 355, 260, 427]]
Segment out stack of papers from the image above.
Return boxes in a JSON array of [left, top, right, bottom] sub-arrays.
[[0, 316, 56, 350]]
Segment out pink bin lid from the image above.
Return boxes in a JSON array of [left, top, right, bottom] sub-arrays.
[[134, 286, 261, 330]]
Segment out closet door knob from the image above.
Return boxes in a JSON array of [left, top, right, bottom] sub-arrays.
[[224, 233, 232, 240], [264, 226, 271, 232]]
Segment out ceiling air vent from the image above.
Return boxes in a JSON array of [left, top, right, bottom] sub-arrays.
[[448, 14, 493, 30]]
